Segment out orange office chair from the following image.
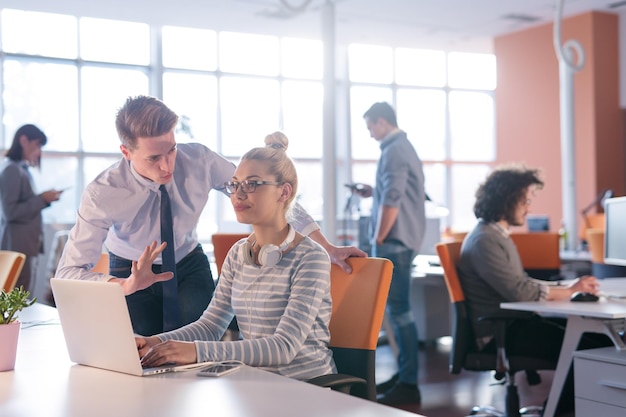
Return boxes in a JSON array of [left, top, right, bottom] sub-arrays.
[[0, 250, 27, 292], [580, 212, 605, 245], [510, 232, 561, 281], [586, 228, 626, 278], [91, 253, 110, 274], [211, 233, 249, 340], [211, 233, 249, 276], [308, 257, 393, 401], [436, 241, 554, 417]]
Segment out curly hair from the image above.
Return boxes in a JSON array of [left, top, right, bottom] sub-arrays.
[[474, 164, 544, 223]]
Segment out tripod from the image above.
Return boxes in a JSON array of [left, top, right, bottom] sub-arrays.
[[342, 189, 360, 246]]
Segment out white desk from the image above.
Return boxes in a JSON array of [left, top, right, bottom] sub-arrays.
[[501, 278, 626, 417], [1, 304, 425, 417]]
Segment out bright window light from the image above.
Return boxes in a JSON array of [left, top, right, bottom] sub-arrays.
[[219, 32, 279, 76], [80, 17, 149, 65], [348, 44, 393, 84], [162, 26, 217, 71], [1, 9, 77, 58], [448, 52, 497, 90]]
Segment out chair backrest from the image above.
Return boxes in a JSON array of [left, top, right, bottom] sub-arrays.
[[509, 232, 560, 280], [580, 212, 605, 242], [211, 233, 249, 275], [435, 241, 477, 374], [509, 232, 560, 269], [436, 241, 464, 303], [449, 231, 468, 242], [0, 250, 27, 292], [327, 257, 393, 400], [587, 228, 605, 264], [587, 227, 626, 278]]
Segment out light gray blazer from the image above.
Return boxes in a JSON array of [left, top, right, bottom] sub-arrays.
[[0, 158, 48, 256]]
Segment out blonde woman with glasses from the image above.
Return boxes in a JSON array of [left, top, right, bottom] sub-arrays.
[[137, 132, 336, 380]]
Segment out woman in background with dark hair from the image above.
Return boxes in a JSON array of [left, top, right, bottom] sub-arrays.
[[0, 124, 64, 293]]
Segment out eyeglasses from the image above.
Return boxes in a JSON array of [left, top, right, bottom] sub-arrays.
[[224, 179, 282, 195]]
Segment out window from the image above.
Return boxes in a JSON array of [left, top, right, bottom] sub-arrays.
[[348, 44, 496, 232], [0, 7, 497, 243], [2, 59, 79, 152], [79, 17, 150, 65], [1, 9, 77, 58], [163, 72, 218, 147], [162, 26, 217, 71], [219, 32, 279, 76], [81, 67, 150, 153]]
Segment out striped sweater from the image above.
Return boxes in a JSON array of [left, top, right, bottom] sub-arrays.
[[159, 236, 336, 380]]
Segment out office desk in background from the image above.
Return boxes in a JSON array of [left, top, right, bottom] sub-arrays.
[[410, 255, 451, 343], [501, 278, 626, 417], [0, 304, 425, 417]]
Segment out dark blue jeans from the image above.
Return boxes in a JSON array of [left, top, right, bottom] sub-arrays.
[[109, 244, 215, 336], [373, 241, 419, 385]]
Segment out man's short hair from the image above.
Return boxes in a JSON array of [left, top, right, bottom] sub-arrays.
[[363, 102, 398, 127], [474, 164, 544, 223], [115, 96, 178, 149]]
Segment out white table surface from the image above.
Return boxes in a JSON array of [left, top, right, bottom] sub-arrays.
[[501, 277, 626, 417], [1, 304, 425, 417]]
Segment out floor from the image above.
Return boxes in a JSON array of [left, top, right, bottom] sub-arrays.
[[375, 338, 570, 417]]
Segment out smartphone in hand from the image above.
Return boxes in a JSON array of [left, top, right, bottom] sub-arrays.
[[197, 363, 241, 377]]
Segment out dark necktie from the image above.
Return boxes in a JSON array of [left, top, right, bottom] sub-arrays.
[[160, 184, 179, 331]]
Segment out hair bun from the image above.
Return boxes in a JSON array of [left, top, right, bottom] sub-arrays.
[[264, 131, 289, 151]]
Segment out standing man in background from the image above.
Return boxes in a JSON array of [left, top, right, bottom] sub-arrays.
[[0, 124, 63, 294], [354, 102, 426, 405]]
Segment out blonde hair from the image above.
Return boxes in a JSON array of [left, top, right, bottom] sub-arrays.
[[240, 131, 298, 208]]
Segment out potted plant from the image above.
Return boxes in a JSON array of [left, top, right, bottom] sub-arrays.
[[0, 286, 36, 371]]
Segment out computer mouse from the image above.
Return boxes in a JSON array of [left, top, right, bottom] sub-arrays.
[[570, 292, 599, 302]]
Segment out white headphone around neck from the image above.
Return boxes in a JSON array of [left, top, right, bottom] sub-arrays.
[[241, 224, 296, 267]]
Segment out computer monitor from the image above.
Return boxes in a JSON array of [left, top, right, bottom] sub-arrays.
[[526, 214, 550, 232], [603, 196, 626, 266]]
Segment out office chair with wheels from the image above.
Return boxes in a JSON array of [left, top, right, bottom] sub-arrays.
[[307, 257, 393, 401], [436, 241, 554, 417], [0, 250, 27, 292]]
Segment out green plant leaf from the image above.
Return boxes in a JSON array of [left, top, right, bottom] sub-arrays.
[[0, 286, 37, 324]]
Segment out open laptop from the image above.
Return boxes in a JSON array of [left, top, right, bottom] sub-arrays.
[[50, 278, 212, 376]]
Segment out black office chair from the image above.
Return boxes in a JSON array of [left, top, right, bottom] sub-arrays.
[[436, 242, 555, 417]]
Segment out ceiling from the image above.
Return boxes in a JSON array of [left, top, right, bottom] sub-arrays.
[[2, 0, 626, 52]]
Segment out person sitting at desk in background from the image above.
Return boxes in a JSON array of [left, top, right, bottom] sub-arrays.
[[0, 124, 64, 294], [457, 164, 611, 413], [137, 132, 336, 380], [56, 95, 365, 337]]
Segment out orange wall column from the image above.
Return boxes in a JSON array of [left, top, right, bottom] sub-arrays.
[[494, 12, 622, 235]]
